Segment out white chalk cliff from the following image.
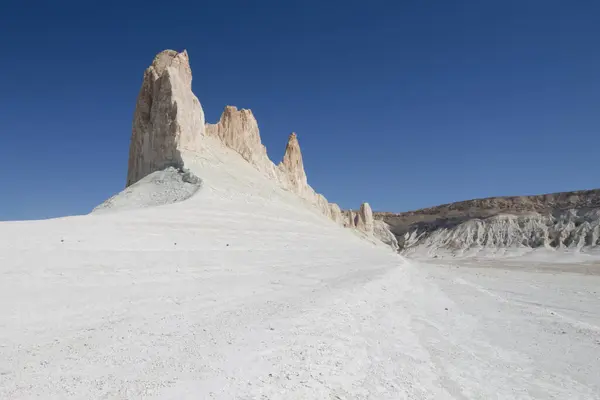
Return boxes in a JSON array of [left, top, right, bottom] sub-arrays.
[[378, 189, 600, 257], [402, 210, 600, 257], [126, 49, 377, 238]]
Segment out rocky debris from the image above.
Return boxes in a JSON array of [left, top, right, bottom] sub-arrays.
[[127, 50, 205, 187], [356, 203, 374, 235], [376, 189, 600, 255]]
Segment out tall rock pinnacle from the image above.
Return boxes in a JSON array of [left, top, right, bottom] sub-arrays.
[[279, 133, 308, 193], [126, 50, 205, 187], [356, 203, 374, 234]]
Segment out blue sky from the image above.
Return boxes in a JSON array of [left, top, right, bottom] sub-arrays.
[[1, 1, 598, 220]]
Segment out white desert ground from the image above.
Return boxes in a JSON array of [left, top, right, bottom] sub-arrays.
[[1, 133, 599, 399]]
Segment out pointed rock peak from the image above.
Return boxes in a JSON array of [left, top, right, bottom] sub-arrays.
[[150, 49, 190, 75], [280, 132, 308, 191], [356, 202, 374, 234], [287, 132, 299, 144], [220, 105, 255, 121], [147, 49, 193, 88], [283, 133, 301, 159], [282, 133, 304, 168], [150, 50, 178, 70]]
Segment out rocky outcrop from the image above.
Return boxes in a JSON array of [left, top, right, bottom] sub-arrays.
[[126, 49, 386, 244], [376, 189, 600, 256], [205, 108, 343, 221], [329, 203, 343, 224], [400, 210, 600, 257], [127, 50, 205, 187], [341, 203, 375, 235], [344, 211, 356, 228], [278, 132, 308, 193], [356, 203, 374, 234], [205, 106, 272, 173]]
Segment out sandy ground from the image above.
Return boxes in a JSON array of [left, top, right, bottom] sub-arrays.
[[2, 210, 598, 399], [1, 139, 599, 398], [415, 258, 600, 399]]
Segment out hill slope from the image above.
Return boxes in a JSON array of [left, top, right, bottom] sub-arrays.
[[2, 159, 599, 397]]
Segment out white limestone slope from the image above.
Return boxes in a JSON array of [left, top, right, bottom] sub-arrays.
[[2, 138, 599, 398], [2, 165, 599, 398]]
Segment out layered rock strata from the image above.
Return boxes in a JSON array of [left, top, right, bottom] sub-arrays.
[[376, 189, 600, 255]]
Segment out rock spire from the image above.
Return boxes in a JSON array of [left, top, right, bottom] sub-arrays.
[[127, 50, 205, 187], [279, 133, 308, 193]]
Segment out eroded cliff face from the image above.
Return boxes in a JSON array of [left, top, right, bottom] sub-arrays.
[[126, 50, 378, 237], [127, 50, 205, 187], [399, 210, 600, 257], [376, 189, 600, 256]]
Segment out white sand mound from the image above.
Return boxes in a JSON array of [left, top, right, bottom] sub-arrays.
[[92, 167, 201, 214]]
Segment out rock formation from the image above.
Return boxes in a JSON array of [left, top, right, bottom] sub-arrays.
[[344, 210, 356, 228], [278, 132, 308, 193], [127, 50, 205, 187], [355, 203, 374, 234], [205, 107, 345, 221], [329, 203, 343, 225], [376, 189, 600, 256], [126, 49, 383, 243], [205, 106, 271, 171]]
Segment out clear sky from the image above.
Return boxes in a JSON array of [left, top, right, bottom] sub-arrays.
[[1, 0, 598, 220]]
